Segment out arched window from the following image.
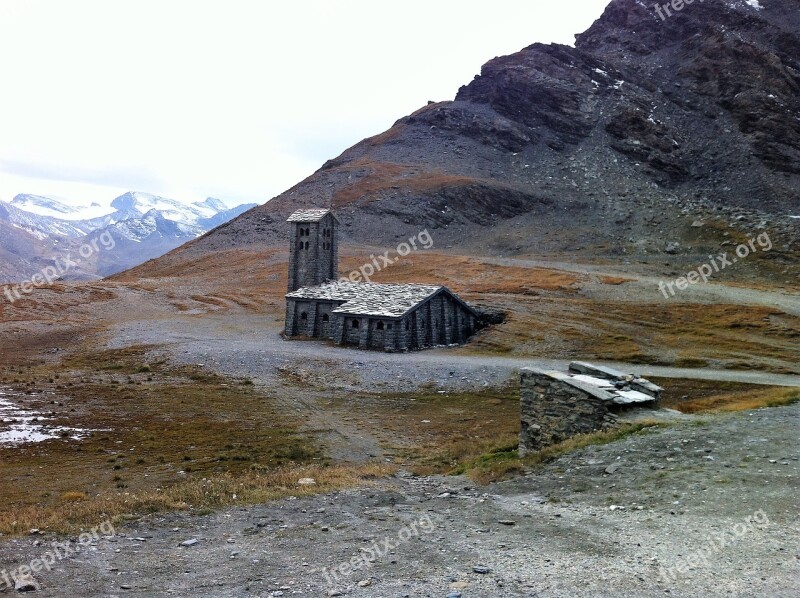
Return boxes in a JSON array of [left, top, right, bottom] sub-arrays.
[[405, 322, 410, 330], [352, 319, 359, 329], [300, 312, 307, 320], [322, 314, 329, 322], [298, 240, 303, 249], [376, 321, 384, 330], [305, 241, 309, 249], [305, 227, 310, 236]]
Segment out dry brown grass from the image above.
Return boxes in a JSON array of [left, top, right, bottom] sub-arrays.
[[340, 252, 583, 294], [600, 275, 634, 285], [0, 346, 347, 535], [462, 297, 800, 373], [652, 377, 800, 413], [449, 420, 667, 485], [326, 158, 526, 207], [0, 463, 394, 536]]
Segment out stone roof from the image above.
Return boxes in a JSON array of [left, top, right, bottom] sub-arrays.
[[287, 209, 333, 223], [521, 366, 659, 406], [286, 281, 467, 318], [568, 361, 663, 398]]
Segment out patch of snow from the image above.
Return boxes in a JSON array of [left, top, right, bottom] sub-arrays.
[[0, 391, 101, 446], [593, 68, 608, 77], [744, 0, 762, 9], [11, 194, 113, 221]]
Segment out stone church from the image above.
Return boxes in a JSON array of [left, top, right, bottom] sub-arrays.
[[284, 209, 480, 351]]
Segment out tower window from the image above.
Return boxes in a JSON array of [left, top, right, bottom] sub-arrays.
[[322, 314, 329, 322], [376, 321, 384, 330], [305, 227, 310, 236], [300, 312, 307, 320], [297, 240, 303, 249], [305, 241, 309, 249], [352, 320, 359, 329]]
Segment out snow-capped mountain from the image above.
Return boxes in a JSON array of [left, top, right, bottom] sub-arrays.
[[10, 194, 110, 221], [0, 191, 257, 283]]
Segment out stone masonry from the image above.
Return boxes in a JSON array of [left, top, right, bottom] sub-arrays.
[[283, 209, 481, 351], [519, 362, 662, 455]]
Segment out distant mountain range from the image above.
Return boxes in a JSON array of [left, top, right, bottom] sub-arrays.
[[0, 192, 257, 283]]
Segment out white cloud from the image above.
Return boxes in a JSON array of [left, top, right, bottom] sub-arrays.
[[0, 0, 610, 208]]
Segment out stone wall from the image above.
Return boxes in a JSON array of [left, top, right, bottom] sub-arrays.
[[519, 368, 618, 456], [287, 213, 338, 293]]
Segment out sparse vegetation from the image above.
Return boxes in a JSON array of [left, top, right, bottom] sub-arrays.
[[450, 421, 668, 484]]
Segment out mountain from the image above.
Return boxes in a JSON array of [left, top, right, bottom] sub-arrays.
[[10, 194, 108, 220], [0, 192, 257, 283], [120, 0, 798, 286]]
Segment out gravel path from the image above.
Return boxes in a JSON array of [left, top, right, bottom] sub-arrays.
[[108, 314, 800, 394], [2, 403, 797, 597]]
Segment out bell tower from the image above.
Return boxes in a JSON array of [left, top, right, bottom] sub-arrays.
[[287, 209, 338, 292]]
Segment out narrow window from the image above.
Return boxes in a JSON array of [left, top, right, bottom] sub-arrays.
[[305, 227, 310, 236], [305, 241, 309, 249], [297, 240, 303, 249], [300, 312, 307, 320], [387, 323, 393, 330], [322, 314, 329, 322], [352, 320, 359, 329], [376, 321, 384, 330], [405, 322, 410, 330]]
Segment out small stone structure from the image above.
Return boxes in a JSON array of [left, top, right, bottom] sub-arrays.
[[519, 362, 662, 455], [283, 209, 481, 351]]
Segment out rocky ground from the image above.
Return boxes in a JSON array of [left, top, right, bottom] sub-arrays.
[[0, 403, 796, 597]]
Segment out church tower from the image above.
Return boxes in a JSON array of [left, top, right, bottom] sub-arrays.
[[287, 209, 339, 292]]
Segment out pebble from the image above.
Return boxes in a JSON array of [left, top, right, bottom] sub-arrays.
[[14, 575, 40, 592], [473, 565, 491, 574], [180, 539, 199, 547]]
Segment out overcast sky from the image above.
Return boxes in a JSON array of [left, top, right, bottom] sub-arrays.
[[0, 0, 611, 208]]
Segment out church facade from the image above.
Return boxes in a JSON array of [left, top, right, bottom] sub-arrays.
[[283, 209, 480, 351]]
